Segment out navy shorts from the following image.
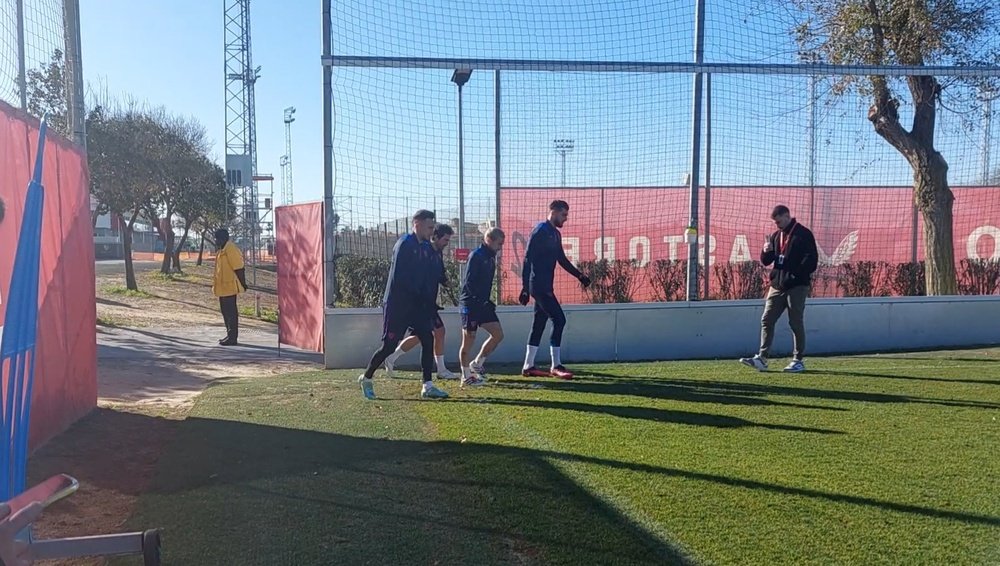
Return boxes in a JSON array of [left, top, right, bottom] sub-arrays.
[[411, 312, 444, 334], [460, 302, 500, 332], [382, 303, 433, 342]]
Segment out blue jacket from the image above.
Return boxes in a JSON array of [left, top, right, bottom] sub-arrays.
[[460, 242, 496, 307], [521, 221, 582, 294], [382, 233, 437, 307]]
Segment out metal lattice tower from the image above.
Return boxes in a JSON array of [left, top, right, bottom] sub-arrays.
[[224, 0, 261, 265], [281, 106, 295, 205]]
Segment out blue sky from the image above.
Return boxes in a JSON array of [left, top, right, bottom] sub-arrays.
[[75, 0, 997, 230], [79, 0, 322, 211]]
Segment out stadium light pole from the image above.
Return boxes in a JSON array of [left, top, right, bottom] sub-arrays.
[[554, 139, 574, 187], [452, 69, 472, 280]]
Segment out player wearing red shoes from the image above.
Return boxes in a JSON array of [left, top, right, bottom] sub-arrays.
[[518, 200, 591, 379]]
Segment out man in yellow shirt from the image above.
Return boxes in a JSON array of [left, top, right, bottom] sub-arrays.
[[212, 228, 248, 346]]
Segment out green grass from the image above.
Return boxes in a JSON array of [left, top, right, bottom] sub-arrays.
[[102, 284, 154, 298], [123, 350, 1000, 565], [148, 271, 191, 282], [239, 305, 279, 323]]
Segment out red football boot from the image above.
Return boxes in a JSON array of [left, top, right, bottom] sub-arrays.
[[521, 366, 550, 378], [549, 366, 574, 380]]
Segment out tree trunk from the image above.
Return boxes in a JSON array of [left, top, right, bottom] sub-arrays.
[[123, 211, 140, 291], [914, 151, 957, 295], [867, 73, 957, 296], [172, 221, 193, 273], [196, 232, 206, 266], [158, 217, 175, 274]]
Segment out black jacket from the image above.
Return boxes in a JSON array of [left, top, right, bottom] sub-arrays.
[[761, 219, 818, 291]]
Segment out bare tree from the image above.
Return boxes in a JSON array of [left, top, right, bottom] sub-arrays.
[[173, 158, 226, 272], [142, 112, 211, 274], [87, 103, 159, 290], [791, 0, 1000, 294]]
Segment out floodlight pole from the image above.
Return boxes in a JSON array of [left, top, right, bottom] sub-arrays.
[[554, 138, 574, 187], [452, 69, 472, 282]]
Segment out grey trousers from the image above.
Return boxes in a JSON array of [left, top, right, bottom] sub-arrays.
[[759, 285, 809, 360]]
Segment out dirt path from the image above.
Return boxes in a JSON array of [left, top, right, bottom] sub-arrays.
[[28, 264, 322, 565]]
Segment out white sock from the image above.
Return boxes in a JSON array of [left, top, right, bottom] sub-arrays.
[[462, 366, 472, 379], [435, 355, 447, 373], [550, 346, 562, 368], [472, 355, 487, 367], [386, 347, 405, 365], [524, 345, 538, 370]]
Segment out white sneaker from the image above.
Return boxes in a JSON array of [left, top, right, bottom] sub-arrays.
[[783, 359, 805, 373], [420, 382, 449, 399], [384, 358, 397, 378], [461, 375, 486, 388], [470, 362, 488, 380], [437, 369, 459, 381], [739, 355, 768, 372]]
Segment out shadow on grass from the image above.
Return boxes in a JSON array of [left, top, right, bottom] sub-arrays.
[[131, 414, 693, 565], [445, 397, 843, 435], [557, 374, 1000, 411], [36, 408, 1000, 566], [96, 297, 134, 309], [503, 379, 850, 412], [818, 369, 1000, 387]]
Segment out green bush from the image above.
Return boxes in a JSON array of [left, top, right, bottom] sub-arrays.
[[335, 255, 390, 307], [578, 259, 642, 304], [713, 261, 766, 300], [958, 259, 1000, 295]]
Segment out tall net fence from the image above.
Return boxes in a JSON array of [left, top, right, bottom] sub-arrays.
[[0, 0, 77, 136], [327, 0, 1000, 307]]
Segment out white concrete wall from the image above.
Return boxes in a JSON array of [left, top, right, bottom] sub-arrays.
[[323, 297, 1000, 369]]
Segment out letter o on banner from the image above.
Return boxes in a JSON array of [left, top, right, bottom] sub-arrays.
[[967, 226, 1000, 261], [629, 236, 650, 267]]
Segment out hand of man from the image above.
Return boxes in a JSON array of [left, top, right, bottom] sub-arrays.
[[763, 238, 773, 253], [518, 289, 530, 306], [0, 501, 43, 566], [579, 275, 592, 288]]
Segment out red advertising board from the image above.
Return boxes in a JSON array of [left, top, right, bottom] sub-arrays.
[[499, 186, 1000, 304], [0, 101, 97, 449], [276, 202, 325, 353]]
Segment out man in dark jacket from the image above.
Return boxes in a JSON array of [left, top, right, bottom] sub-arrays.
[[740, 205, 818, 373], [358, 210, 449, 400]]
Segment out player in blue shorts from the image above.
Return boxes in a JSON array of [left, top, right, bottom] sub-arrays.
[[519, 200, 591, 379], [458, 227, 506, 387], [357, 210, 449, 400], [382, 223, 460, 380]]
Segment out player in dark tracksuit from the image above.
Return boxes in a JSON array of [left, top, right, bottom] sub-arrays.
[[358, 210, 449, 400], [382, 223, 459, 380], [458, 227, 506, 387], [519, 200, 591, 379]]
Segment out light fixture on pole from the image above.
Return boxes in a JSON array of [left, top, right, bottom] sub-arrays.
[[452, 69, 472, 279], [554, 138, 574, 187]]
